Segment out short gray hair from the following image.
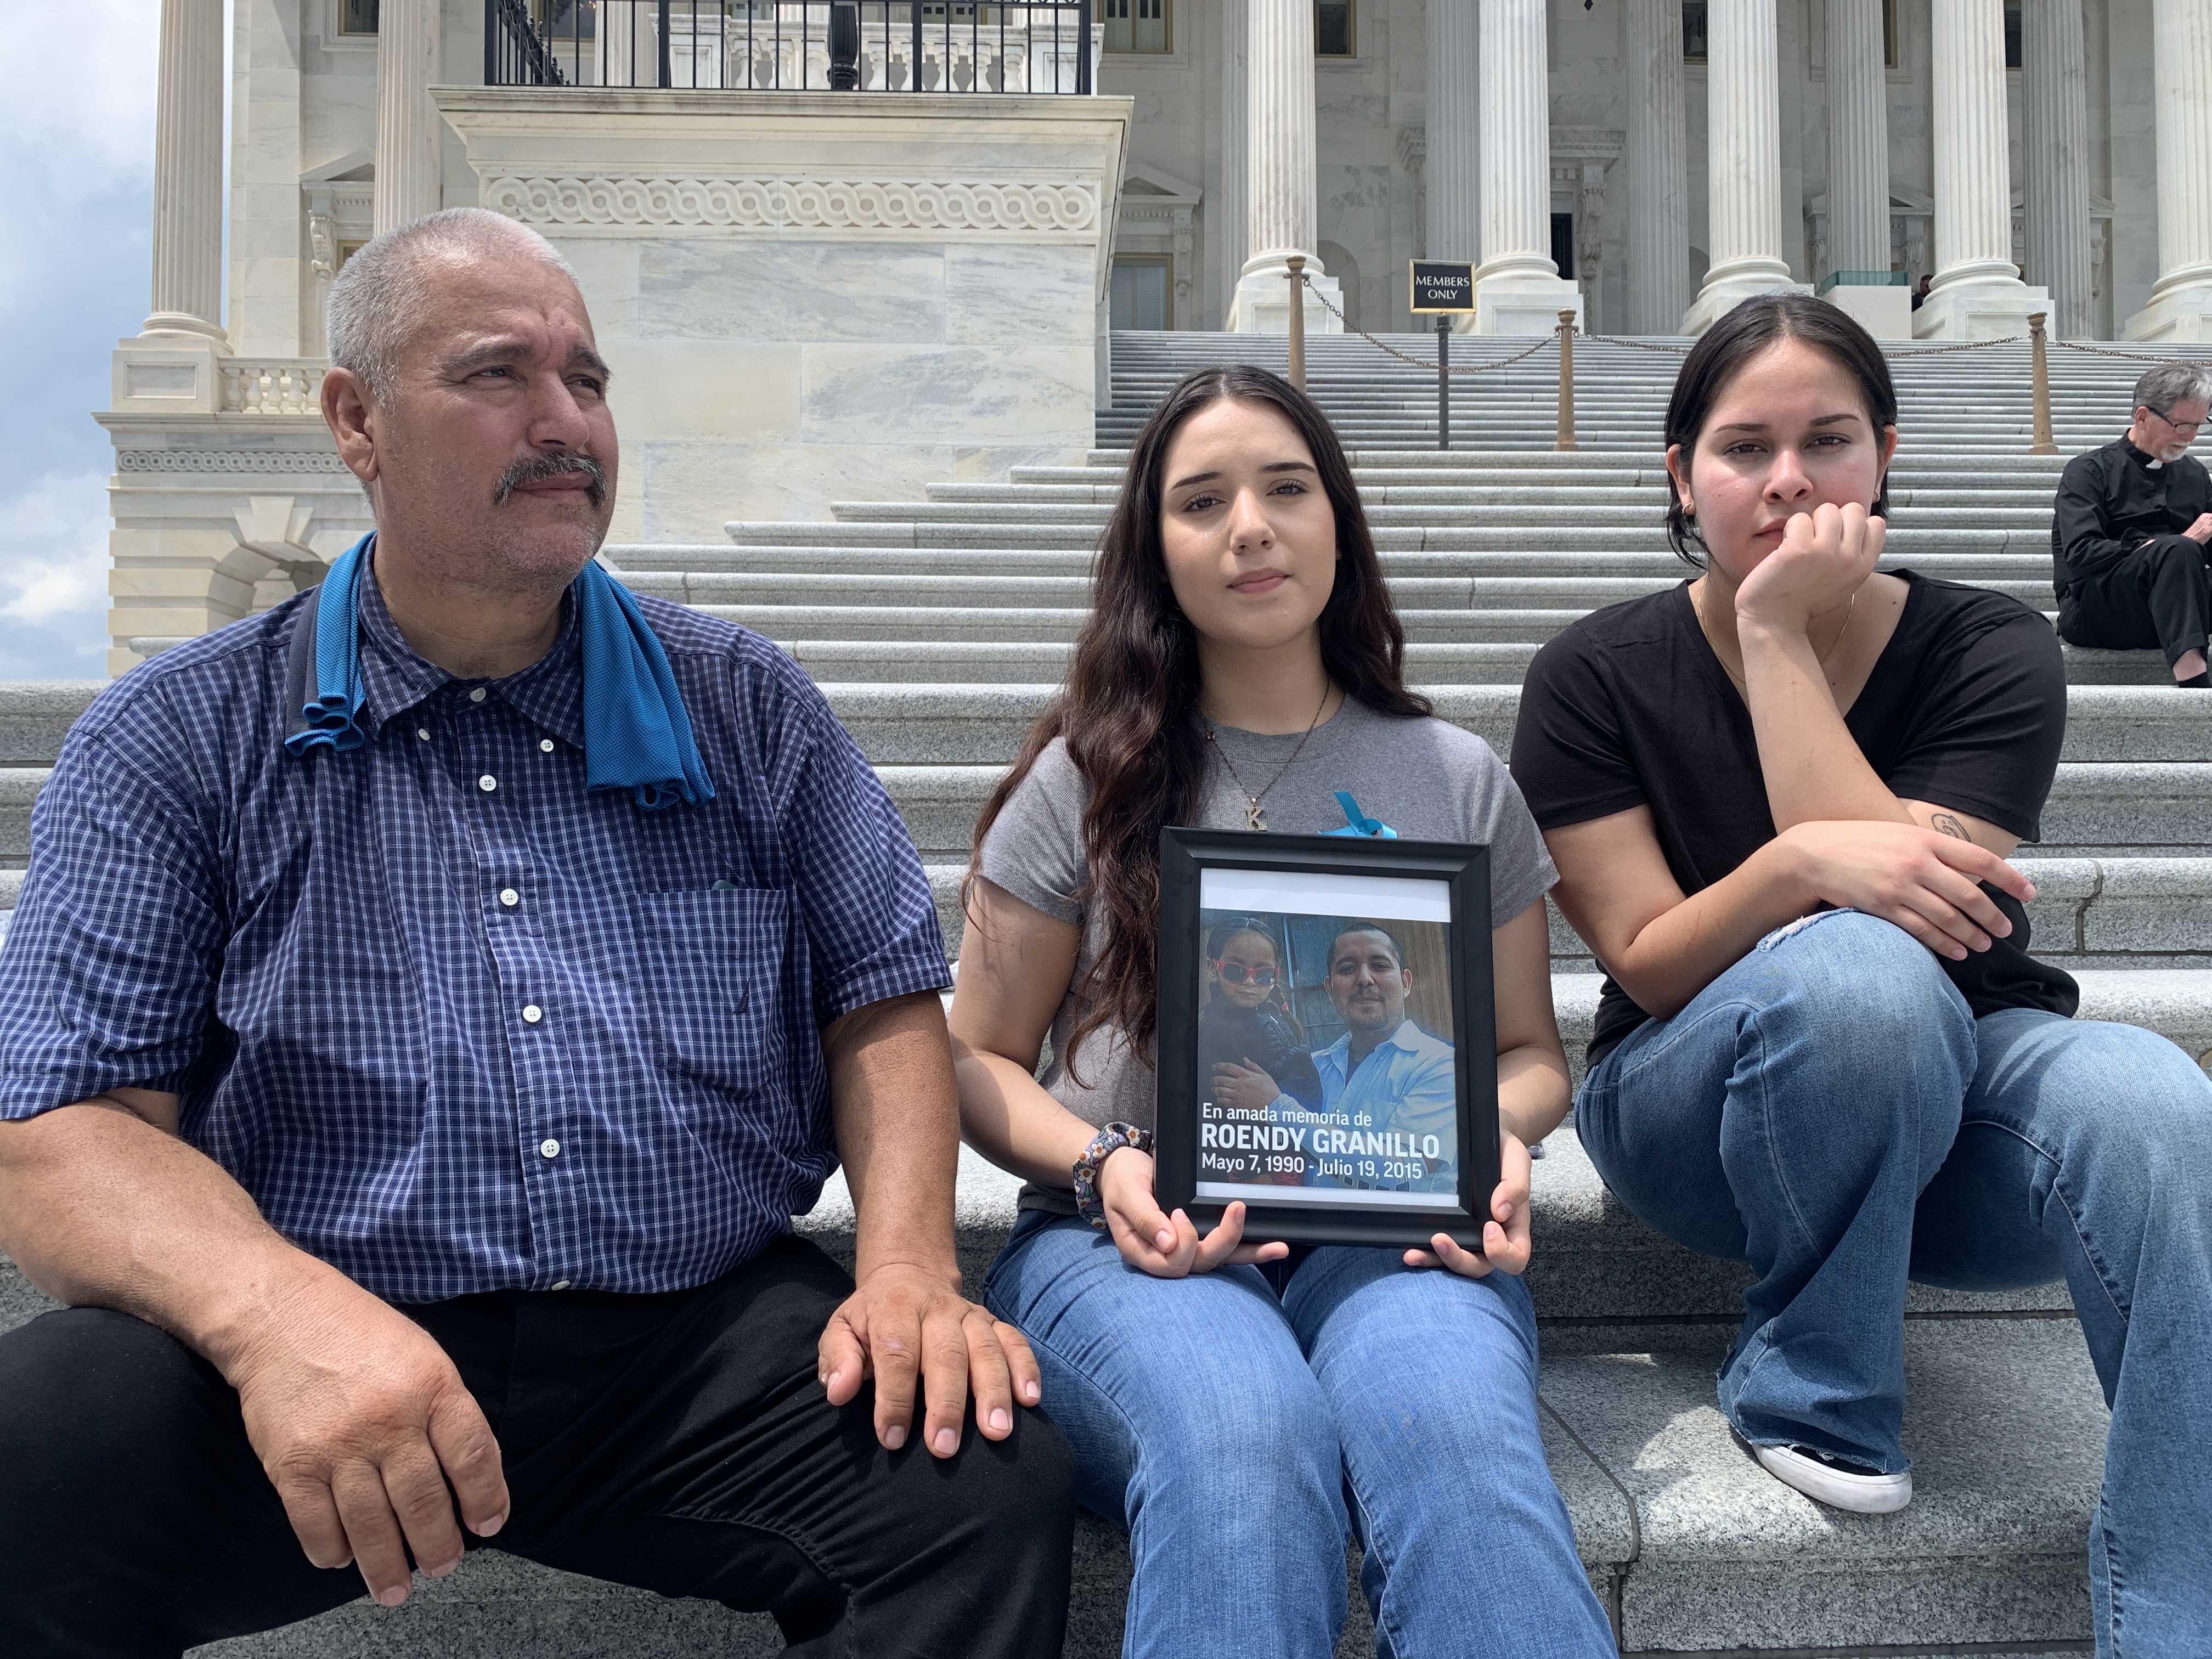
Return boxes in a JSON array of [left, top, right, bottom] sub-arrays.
[[325, 207, 578, 402], [2132, 360, 2212, 417]]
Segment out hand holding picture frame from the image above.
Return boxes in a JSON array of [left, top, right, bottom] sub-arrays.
[[1154, 828, 1500, 1249]]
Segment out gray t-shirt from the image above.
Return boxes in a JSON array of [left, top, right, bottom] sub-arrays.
[[974, 697, 1556, 1211]]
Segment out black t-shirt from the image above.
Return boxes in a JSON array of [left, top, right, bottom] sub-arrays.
[[1512, 573, 2078, 1070]]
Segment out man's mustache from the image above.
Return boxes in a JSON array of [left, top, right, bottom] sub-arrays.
[[494, 452, 608, 508]]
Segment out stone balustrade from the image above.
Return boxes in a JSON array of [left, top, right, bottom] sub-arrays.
[[219, 360, 328, 417]]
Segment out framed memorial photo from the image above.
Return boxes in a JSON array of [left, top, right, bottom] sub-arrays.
[[1155, 828, 1499, 1249]]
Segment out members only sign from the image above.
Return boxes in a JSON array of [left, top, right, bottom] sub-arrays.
[[1409, 261, 1476, 314]]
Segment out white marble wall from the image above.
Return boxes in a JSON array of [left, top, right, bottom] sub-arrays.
[[583, 237, 1102, 538], [438, 91, 1128, 544]]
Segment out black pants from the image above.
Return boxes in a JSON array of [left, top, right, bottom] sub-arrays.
[[2057, 533, 2212, 667], [0, 1235, 1076, 1658]]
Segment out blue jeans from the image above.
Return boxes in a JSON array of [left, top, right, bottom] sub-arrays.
[[983, 1213, 1615, 1659], [1577, 908, 2212, 1657]]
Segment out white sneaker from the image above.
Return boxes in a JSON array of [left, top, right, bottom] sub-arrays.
[[1750, 1441, 1913, 1514]]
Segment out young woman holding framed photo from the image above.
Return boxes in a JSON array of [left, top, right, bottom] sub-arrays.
[[949, 366, 1615, 1657], [1511, 295, 2212, 1652]]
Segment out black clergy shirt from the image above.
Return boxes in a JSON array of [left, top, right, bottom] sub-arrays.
[[2051, 435, 2212, 599]]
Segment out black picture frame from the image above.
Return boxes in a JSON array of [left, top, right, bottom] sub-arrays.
[[1155, 827, 1499, 1249]]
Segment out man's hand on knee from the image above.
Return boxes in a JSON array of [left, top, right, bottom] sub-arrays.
[[225, 1272, 509, 1608], [817, 1263, 1042, 1459]]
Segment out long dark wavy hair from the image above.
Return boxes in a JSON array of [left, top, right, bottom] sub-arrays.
[[966, 365, 1431, 1074]]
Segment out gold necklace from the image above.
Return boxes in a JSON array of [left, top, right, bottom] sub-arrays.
[[1696, 585, 1858, 698], [1204, 686, 1333, 831]]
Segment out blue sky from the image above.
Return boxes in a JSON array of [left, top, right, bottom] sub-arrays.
[[2, 0, 161, 678]]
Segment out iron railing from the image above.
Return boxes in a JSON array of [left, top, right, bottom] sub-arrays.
[[486, 1, 1096, 94]]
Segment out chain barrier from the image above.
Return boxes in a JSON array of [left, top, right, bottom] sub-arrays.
[[1578, 335, 1691, 354], [1297, 275, 1558, 374], [2049, 336, 2186, 360]]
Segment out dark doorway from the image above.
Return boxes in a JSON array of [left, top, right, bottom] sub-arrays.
[[1551, 213, 1576, 280]]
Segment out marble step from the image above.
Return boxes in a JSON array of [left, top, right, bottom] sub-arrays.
[[848, 499, 2058, 531], [924, 480, 2070, 514], [731, 517, 2059, 555], [0, 1240, 2103, 1657], [761, 638, 2149, 687], [1019, 462, 2076, 489], [1085, 448, 2079, 473], [627, 545, 2061, 585], [915, 859, 2212, 980], [793, 684, 2212, 768], [13, 683, 2200, 778], [864, 760, 2212, 859]]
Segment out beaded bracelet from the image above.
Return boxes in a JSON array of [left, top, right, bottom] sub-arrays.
[[1073, 1121, 1155, 1229]]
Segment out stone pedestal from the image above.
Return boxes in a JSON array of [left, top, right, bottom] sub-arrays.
[[1473, 0, 1581, 335], [374, 0, 444, 233], [110, 332, 227, 414], [1682, 0, 1800, 334], [1626, 0, 1690, 335], [1227, 0, 1340, 332], [2124, 0, 2212, 342], [1822, 283, 1912, 340], [1916, 0, 2042, 338], [144, 0, 226, 340]]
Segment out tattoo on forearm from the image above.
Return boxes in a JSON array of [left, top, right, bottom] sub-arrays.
[[1931, 812, 1970, 841]]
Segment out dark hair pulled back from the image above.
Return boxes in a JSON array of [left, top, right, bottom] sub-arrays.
[[1663, 294, 1899, 567], [966, 365, 1430, 1074]]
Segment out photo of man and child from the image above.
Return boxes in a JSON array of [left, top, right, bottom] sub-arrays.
[[1192, 869, 1462, 1211]]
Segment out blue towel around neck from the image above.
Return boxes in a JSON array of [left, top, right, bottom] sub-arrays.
[[283, 533, 715, 811]]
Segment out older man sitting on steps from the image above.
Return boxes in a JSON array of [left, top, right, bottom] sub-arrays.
[[0, 207, 1075, 1658], [2052, 361, 2212, 686]]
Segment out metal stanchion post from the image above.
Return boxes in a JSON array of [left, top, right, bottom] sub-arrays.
[[1554, 310, 1578, 453], [1286, 256, 1307, 393], [1437, 314, 1451, 450], [2029, 312, 2058, 456]]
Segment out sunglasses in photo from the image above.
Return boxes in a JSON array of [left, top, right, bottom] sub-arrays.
[[1210, 960, 1278, 987]]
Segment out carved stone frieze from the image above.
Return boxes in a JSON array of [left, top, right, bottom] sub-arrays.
[[116, 450, 351, 473], [481, 173, 1102, 235]]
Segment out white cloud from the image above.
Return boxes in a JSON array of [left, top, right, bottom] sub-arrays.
[[3, 1, 162, 198], [0, 472, 112, 665], [0, 0, 163, 319]]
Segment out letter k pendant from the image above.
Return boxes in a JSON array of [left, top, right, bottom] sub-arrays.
[[1245, 799, 1267, 831]]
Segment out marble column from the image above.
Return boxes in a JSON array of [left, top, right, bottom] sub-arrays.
[[602, 2, 643, 87], [1681, 0, 1798, 333], [1226, 0, 1341, 333], [374, 0, 444, 235], [2124, 0, 2212, 341], [143, 0, 225, 339], [1427, 0, 1481, 329], [1821, 0, 1906, 337], [1220, 0, 1248, 322], [1624, 0, 1690, 335], [1473, 0, 1582, 334], [1915, 0, 2045, 338], [2024, 0, 2092, 339]]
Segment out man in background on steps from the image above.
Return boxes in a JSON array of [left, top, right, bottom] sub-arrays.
[[2052, 362, 2212, 686], [0, 208, 1074, 1658]]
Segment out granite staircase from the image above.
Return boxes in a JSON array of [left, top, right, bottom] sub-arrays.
[[5, 330, 2211, 1656]]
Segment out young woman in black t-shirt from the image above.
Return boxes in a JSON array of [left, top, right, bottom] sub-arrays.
[[1513, 296, 2212, 1649]]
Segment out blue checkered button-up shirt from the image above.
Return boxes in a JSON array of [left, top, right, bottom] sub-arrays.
[[0, 574, 950, 1302]]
